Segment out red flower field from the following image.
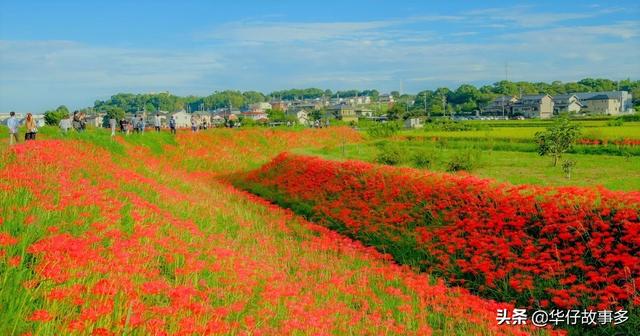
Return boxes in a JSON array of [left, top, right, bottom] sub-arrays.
[[0, 129, 559, 335], [236, 152, 639, 333]]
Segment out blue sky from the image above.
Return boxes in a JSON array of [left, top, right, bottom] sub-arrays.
[[1, 0, 639, 112]]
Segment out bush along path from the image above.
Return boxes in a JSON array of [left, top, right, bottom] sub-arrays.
[[234, 152, 640, 335]]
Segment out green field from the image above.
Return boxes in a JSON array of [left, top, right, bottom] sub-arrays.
[[301, 119, 640, 191], [401, 121, 640, 140]]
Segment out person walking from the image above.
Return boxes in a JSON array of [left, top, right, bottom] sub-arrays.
[[109, 116, 117, 137], [24, 113, 37, 140], [6, 111, 19, 145], [191, 117, 197, 132], [154, 114, 161, 132], [59, 116, 72, 134], [72, 111, 81, 131], [138, 116, 145, 134], [169, 116, 176, 134], [132, 115, 139, 133]]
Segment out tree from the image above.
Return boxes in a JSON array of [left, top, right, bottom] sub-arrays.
[[243, 91, 266, 104], [44, 105, 70, 125], [534, 116, 581, 166], [266, 109, 286, 122], [387, 103, 406, 120]]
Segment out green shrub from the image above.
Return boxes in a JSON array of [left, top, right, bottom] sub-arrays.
[[561, 159, 576, 179], [606, 119, 624, 127], [366, 121, 400, 138], [618, 113, 640, 122], [446, 150, 479, 172], [412, 149, 437, 169], [375, 144, 405, 165]]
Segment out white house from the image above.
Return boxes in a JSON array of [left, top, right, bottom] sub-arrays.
[[250, 102, 272, 112], [404, 117, 424, 129], [379, 94, 395, 103], [84, 114, 104, 128], [241, 111, 268, 121], [171, 110, 191, 128], [575, 91, 634, 113], [296, 110, 310, 125], [552, 94, 582, 114]]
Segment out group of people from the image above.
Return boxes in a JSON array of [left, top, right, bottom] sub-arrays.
[[312, 119, 330, 128], [115, 114, 177, 136], [6, 111, 38, 145], [58, 111, 87, 134]]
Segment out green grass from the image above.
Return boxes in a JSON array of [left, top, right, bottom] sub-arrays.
[[22, 126, 177, 155], [401, 121, 640, 140], [299, 141, 640, 191]]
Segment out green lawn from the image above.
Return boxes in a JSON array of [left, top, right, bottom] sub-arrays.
[[299, 141, 640, 191], [401, 122, 640, 140]]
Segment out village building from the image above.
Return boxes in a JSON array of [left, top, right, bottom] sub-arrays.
[[327, 105, 357, 123], [552, 94, 582, 114], [270, 101, 289, 111], [483, 96, 518, 116], [574, 91, 633, 114], [378, 94, 395, 104], [355, 108, 374, 118], [241, 111, 268, 121], [171, 110, 191, 128], [192, 111, 212, 126], [346, 96, 371, 105], [511, 94, 554, 119], [581, 93, 622, 115], [249, 102, 272, 112], [404, 117, 424, 129], [296, 110, 310, 125]]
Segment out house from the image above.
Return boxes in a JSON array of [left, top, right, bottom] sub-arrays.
[[574, 91, 633, 114], [296, 110, 310, 125], [328, 105, 357, 123], [552, 94, 582, 114], [379, 94, 395, 103], [270, 101, 289, 111], [289, 101, 322, 112], [483, 96, 518, 116], [346, 96, 371, 105], [192, 112, 212, 126], [249, 102, 272, 112], [241, 111, 268, 121], [147, 112, 169, 127], [355, 108, 374, 118], [83, 113, 106, 128], [511, 95, 554, 119], [171, 110, 191, 128], [211, 115, 225, 125], [404, 117, 424, 129], [581, 94, 622, 115]]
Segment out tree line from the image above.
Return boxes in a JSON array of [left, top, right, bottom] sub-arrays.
[[44, 78, 639, 125]]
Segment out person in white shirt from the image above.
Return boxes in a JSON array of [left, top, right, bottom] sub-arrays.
[[59, 116, 72, 134], [6, 111, 19, 145], [109, 117, 117, 137], [154, 114, 161, 132]]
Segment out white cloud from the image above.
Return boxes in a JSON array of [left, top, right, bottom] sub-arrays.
[[0, 40, 227, 111]]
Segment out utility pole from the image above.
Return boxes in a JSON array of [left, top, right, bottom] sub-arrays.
[[442, 94, 447, 118], [424, 94, 429, 118]]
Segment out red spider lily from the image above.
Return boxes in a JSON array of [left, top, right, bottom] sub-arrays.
[[238, 153, 640, 313], [27, 310, 53, 322], [0, 132, 560, 336]]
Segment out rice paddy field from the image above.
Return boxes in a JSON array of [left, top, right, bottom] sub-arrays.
[[0, 120, 638, 335]]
